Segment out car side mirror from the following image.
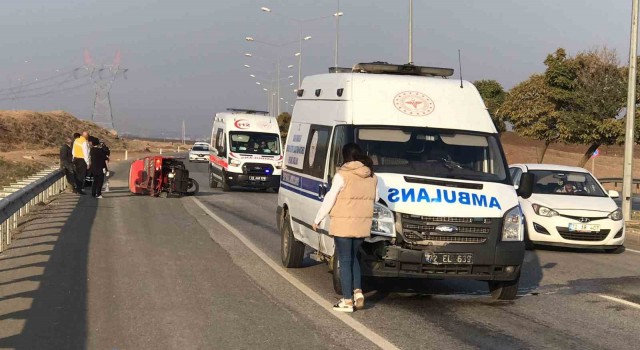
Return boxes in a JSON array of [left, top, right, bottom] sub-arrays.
[[608, 190, 620, 198], [517, 173, 534, 199]]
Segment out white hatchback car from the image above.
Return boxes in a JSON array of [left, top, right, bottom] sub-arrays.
[[188, 144, 210, 162], [510, 164, 624, 252]]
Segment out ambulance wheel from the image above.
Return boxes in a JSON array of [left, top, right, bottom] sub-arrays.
[[209, 172, 218, 188], [281, 212, 304, 268], [221, 172, 231, 192], [332, 251, 342, 295], [489, 274, 520, 300]]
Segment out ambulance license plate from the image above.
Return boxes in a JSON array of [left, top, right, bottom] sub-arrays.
[[424, 253, 473, 265], [568, 223, 600, 232], [249, 176, 267, 181]]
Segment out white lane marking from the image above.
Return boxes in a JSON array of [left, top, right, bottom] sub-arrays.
[[192, 197, 400, 350], [625, 248, 640, 254], [598, 294, 640, 310]]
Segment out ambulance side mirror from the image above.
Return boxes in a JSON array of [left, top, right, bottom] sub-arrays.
[[211, 148, 218, 156], [517, 173, 534, 199]]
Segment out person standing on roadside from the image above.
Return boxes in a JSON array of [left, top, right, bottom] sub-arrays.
[[89, 136, 108, 198], [312, 143, 378, 313], [99, 141, 111, 192], [59, 136, 76, 193], [72, 132, 90, 195]]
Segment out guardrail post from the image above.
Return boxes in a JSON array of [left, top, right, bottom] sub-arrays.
[[125, 150, 128, 160], [0, 220, 5, 253]]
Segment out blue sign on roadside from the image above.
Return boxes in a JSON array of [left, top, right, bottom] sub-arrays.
[[592, 149, 600, 158]]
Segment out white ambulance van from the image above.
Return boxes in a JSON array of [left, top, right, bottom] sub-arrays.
[[208, 109, 283, 192], [276, 62, 533, 300]]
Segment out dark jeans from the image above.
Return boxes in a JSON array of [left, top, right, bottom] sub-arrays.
[[92, 172, 105, 197], [334, 237, 365, 300], [61, 165, 75, 190], [73, 159, 87, 191]]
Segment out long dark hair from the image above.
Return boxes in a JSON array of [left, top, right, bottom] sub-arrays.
[[342, 143, 374, 174]]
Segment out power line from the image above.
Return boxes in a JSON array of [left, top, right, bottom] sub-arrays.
[[0, 75, 81, 97], [0, 67, 82, 93], [0, 81, 91, 102]]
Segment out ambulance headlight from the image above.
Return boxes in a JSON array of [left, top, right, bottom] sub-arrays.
[[168, 172, 175, 179], [371, 203, 395, 237], [230, 159, 241, 167], [502, 206, 524, 242]]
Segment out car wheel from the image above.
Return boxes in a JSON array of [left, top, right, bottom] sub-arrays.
[[281, 211, 305, 268], [488, 274, 520, 300], [209, 171, 218, 188], [221, 171, 231, 192], [604, 245, 625, 254], [332, 251, 342, 295]]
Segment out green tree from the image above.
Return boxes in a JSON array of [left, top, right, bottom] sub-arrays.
[[276, 112, 291, 141], [474, 79, 507, 133], [544, 47, 627, 167], [498, 74, 559, 163]]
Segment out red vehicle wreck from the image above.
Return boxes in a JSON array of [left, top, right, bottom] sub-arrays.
[[129, 156, 199, 197]]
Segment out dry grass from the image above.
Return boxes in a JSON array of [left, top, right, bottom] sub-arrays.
[[0, 157, 47, 188], [0, 110, 182, 187]]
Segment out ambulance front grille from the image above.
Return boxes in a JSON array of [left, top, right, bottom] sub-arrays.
[[401, 214, 493, 244]]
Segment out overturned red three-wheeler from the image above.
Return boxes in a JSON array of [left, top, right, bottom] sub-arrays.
[[129, 155, 199, 197]]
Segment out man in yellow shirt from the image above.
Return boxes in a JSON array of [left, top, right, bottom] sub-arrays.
[[72, 131, 91, 195]]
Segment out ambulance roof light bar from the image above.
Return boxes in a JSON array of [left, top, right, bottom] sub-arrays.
[[226, 108, 270, 115], [348, 62, 454, 77]]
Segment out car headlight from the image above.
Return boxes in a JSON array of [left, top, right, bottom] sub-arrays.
[[502, 206, 524, 241], [168, 172, 175, 179], [609, 208, 623, 221], [276, 161, 283, 169], [532, 203, 559, 217], [229, 159, 241, 167], [371, 203, 395, 237]]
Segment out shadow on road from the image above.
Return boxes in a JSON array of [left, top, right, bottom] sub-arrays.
[[0, 193, 97, 349]]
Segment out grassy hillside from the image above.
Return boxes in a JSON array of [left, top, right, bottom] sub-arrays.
[[0, 110, 125, 152]]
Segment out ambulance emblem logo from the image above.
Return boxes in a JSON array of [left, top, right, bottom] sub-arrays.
[[393, 91, 435, 116]]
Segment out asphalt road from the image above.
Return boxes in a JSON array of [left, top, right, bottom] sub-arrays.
[[2, 159, 640, 349], [185, 161, 640, 350]]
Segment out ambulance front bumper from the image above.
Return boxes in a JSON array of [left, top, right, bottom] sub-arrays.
[[360, 242, 523, 281], [226, 172, 281, 189]]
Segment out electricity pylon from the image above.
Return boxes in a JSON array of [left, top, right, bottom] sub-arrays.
[[81, 49, 128, 131]]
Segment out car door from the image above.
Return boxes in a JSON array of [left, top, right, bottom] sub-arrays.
[[282, 122, 332, 251], [210, 127, 227, 179]]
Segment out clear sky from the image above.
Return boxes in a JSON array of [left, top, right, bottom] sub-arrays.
[[0, 0, 635, 139]]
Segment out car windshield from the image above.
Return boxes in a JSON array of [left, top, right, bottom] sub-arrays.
[[230, 132, 280, 155], [350, 127, 508, 184], [192, 145, 209, 151], [529, 170, 606, 197]]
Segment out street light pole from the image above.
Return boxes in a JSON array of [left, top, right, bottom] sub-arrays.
[[409, 0, 414, 64], [277, 55, 281, 116], [623, 0, 639, 221], [335, 0, 340, 69]]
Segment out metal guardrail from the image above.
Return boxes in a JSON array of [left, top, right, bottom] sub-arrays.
[[598, 177, 640, 190], [0, 167, 67, 253]]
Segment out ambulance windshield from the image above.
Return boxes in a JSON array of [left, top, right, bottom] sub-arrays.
[[229, 132, 281, 155], [352, 127, 508, 184]]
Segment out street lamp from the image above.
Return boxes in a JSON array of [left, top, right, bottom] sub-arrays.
[[244, 53, 252, 57], [245, 35, 299, 116], [243, 64, 251, 68], [334, 0, 344, 69]]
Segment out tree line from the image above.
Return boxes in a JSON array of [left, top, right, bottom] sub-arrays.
[[476, 47, 639, 167]]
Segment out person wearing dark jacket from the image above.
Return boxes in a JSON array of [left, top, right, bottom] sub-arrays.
[[59, 136, 76, 192], [89, 137, 108, 198]]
